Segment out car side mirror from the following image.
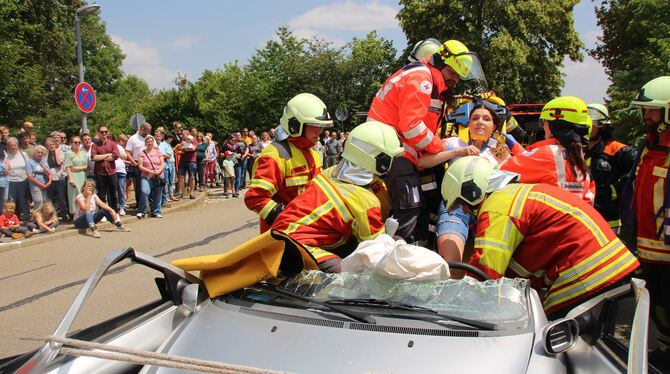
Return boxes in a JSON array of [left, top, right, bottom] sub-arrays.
[[542, 318, 579, 355]]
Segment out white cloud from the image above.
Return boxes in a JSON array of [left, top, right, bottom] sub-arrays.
[[560, 55, 611, 103], [289, 1, 398, 31], [111, 35, 177, 90], [167, 34, 203, 49]]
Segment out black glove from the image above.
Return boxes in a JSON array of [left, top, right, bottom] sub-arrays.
[[263, 203, 285, 226]]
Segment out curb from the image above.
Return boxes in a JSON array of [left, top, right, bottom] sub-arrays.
[[0, 191, 208, 254]]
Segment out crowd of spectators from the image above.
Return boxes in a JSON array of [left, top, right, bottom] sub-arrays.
[[0, 121, 280, 239]]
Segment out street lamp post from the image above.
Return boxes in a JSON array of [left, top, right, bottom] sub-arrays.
[[75, 4, 100, 135]]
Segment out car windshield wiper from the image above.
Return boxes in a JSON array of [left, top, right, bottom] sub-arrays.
[[251, 284, 376, 324], [325, 298, 498, 331]]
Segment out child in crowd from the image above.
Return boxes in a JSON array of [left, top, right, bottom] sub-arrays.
[[27, 202, 58, 234], [181, 135, 194, 150], [222, 151, 235, 198], [0, 201, 33, 239]]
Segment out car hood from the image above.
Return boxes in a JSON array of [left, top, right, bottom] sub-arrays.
[[144, 300, 538, 374]]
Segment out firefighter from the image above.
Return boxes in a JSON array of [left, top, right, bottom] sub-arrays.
[[623, 76, 670, 367], [584, 103, 636, 233], [367, 39, 486, 244], [245, 93, 333, 233], [501, 96, 596, 205], [271, 121, 404, 273], [443, 156, 639, 318]]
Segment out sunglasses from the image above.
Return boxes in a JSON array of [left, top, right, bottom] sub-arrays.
[[72, 141, 81, 144], [100, 130, 108, 134]]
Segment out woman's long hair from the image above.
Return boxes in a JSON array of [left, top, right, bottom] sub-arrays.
[[549, 120, 591, 180]]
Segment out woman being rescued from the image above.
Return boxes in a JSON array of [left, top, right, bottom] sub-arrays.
[[417, 100, 526, 270]]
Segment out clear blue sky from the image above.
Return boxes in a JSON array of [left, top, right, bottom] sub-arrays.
[[92, 0, 609, 104]]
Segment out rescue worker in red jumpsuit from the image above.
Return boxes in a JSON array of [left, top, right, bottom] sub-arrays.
[[501, 96, 596, 205], [584, 103, 636, 233], [245, 93, 333, 232], [623, 76, 670, 368], [272, 121, 404, 273], [442, 156, 639, 318], [367, 39, 487, 244]]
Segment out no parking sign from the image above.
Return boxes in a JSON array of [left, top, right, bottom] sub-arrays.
[[74, 82, 96, 113]]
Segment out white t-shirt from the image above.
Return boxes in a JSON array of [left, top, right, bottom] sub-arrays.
[[115, 144, 127, 174], [74, 193, 97, 219], [126, 132, 147, 160], [444, 137, 511, 166]]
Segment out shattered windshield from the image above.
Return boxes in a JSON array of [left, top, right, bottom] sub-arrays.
[[279, 271, 530, 325]]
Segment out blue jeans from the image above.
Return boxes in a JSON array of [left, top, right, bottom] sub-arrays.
[[239, 158, 248, 188], [436, 203, 476, 242], [139, 177, 162, 215], [47, 179, 68, 218], [74, 209, 114, 228], [162, 163, 175, 204], [234, 163, 244, 193], [116, 173, 127, 210], [8, 180, 29, 220]]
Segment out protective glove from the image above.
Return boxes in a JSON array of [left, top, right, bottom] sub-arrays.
[[504, 133, 518, 148], [263, 203, 285, 227]]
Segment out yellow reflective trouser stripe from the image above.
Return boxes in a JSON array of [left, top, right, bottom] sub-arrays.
[[638, 249, 670, 263], [510, 185, 533, 218], [285, 201, 334, 235], [250, 179, 277, 195], [528, 192, 608, 246], [552, 239, 626, 289], [607, 219, 621, 228], [358, 226, 385, 241], [320, 235, 349, 250], [259, 200, 278, 219], [474, 237, 509, 252], [508, 258, 546, 279], [286, 176, 308, 186], [544, 251, 637, 310], [314, 175, 353, 222], [638, 237, 667, 249], [653, 166, 668, 178], [305, 245, 335, 260]]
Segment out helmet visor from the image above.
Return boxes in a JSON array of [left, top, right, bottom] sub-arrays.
[[448, 52, 487, 88]]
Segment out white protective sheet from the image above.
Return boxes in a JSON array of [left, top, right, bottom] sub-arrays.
[[341, 234, 450, 281]]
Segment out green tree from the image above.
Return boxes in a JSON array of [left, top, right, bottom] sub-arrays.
[[590, 0, 670, 145], [0, 0, 124, 134], [396, 0, 583, 103]]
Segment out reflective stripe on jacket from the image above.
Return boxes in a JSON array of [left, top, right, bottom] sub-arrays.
[[367, 61, 448, 166], [622, 134, 670, 264], [271, 168, 385, 263], [244, 139, 321, 224], [470, 183, 639, 314], [501, 138, 595, 205]]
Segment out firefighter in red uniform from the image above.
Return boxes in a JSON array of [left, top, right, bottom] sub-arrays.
[[245, 93, 333, 232], [272, 121, 404, 273], [442, 156, 639, 318], [501, 96, 596, 205], [623, 76, 670, 368], [367, 39, 487, 244], [584, 103, 636, 233]]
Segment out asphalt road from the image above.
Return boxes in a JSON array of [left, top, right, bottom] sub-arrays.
[[0, 191, 258, 358]]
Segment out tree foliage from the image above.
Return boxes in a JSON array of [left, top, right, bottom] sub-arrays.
[[590, 0, 670, 146], [0, 0, 124, 133], [396, 0, 584, 103]]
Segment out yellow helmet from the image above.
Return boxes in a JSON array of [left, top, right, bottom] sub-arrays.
[[540, 96, 592, 141], [408, 38, 441, 62], [429, 40, 486, 87], [280, 93, 333, 137], [342, 121, 404, 175]]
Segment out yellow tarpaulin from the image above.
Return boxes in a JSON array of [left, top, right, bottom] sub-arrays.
[[172, 229, 318, 298]]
